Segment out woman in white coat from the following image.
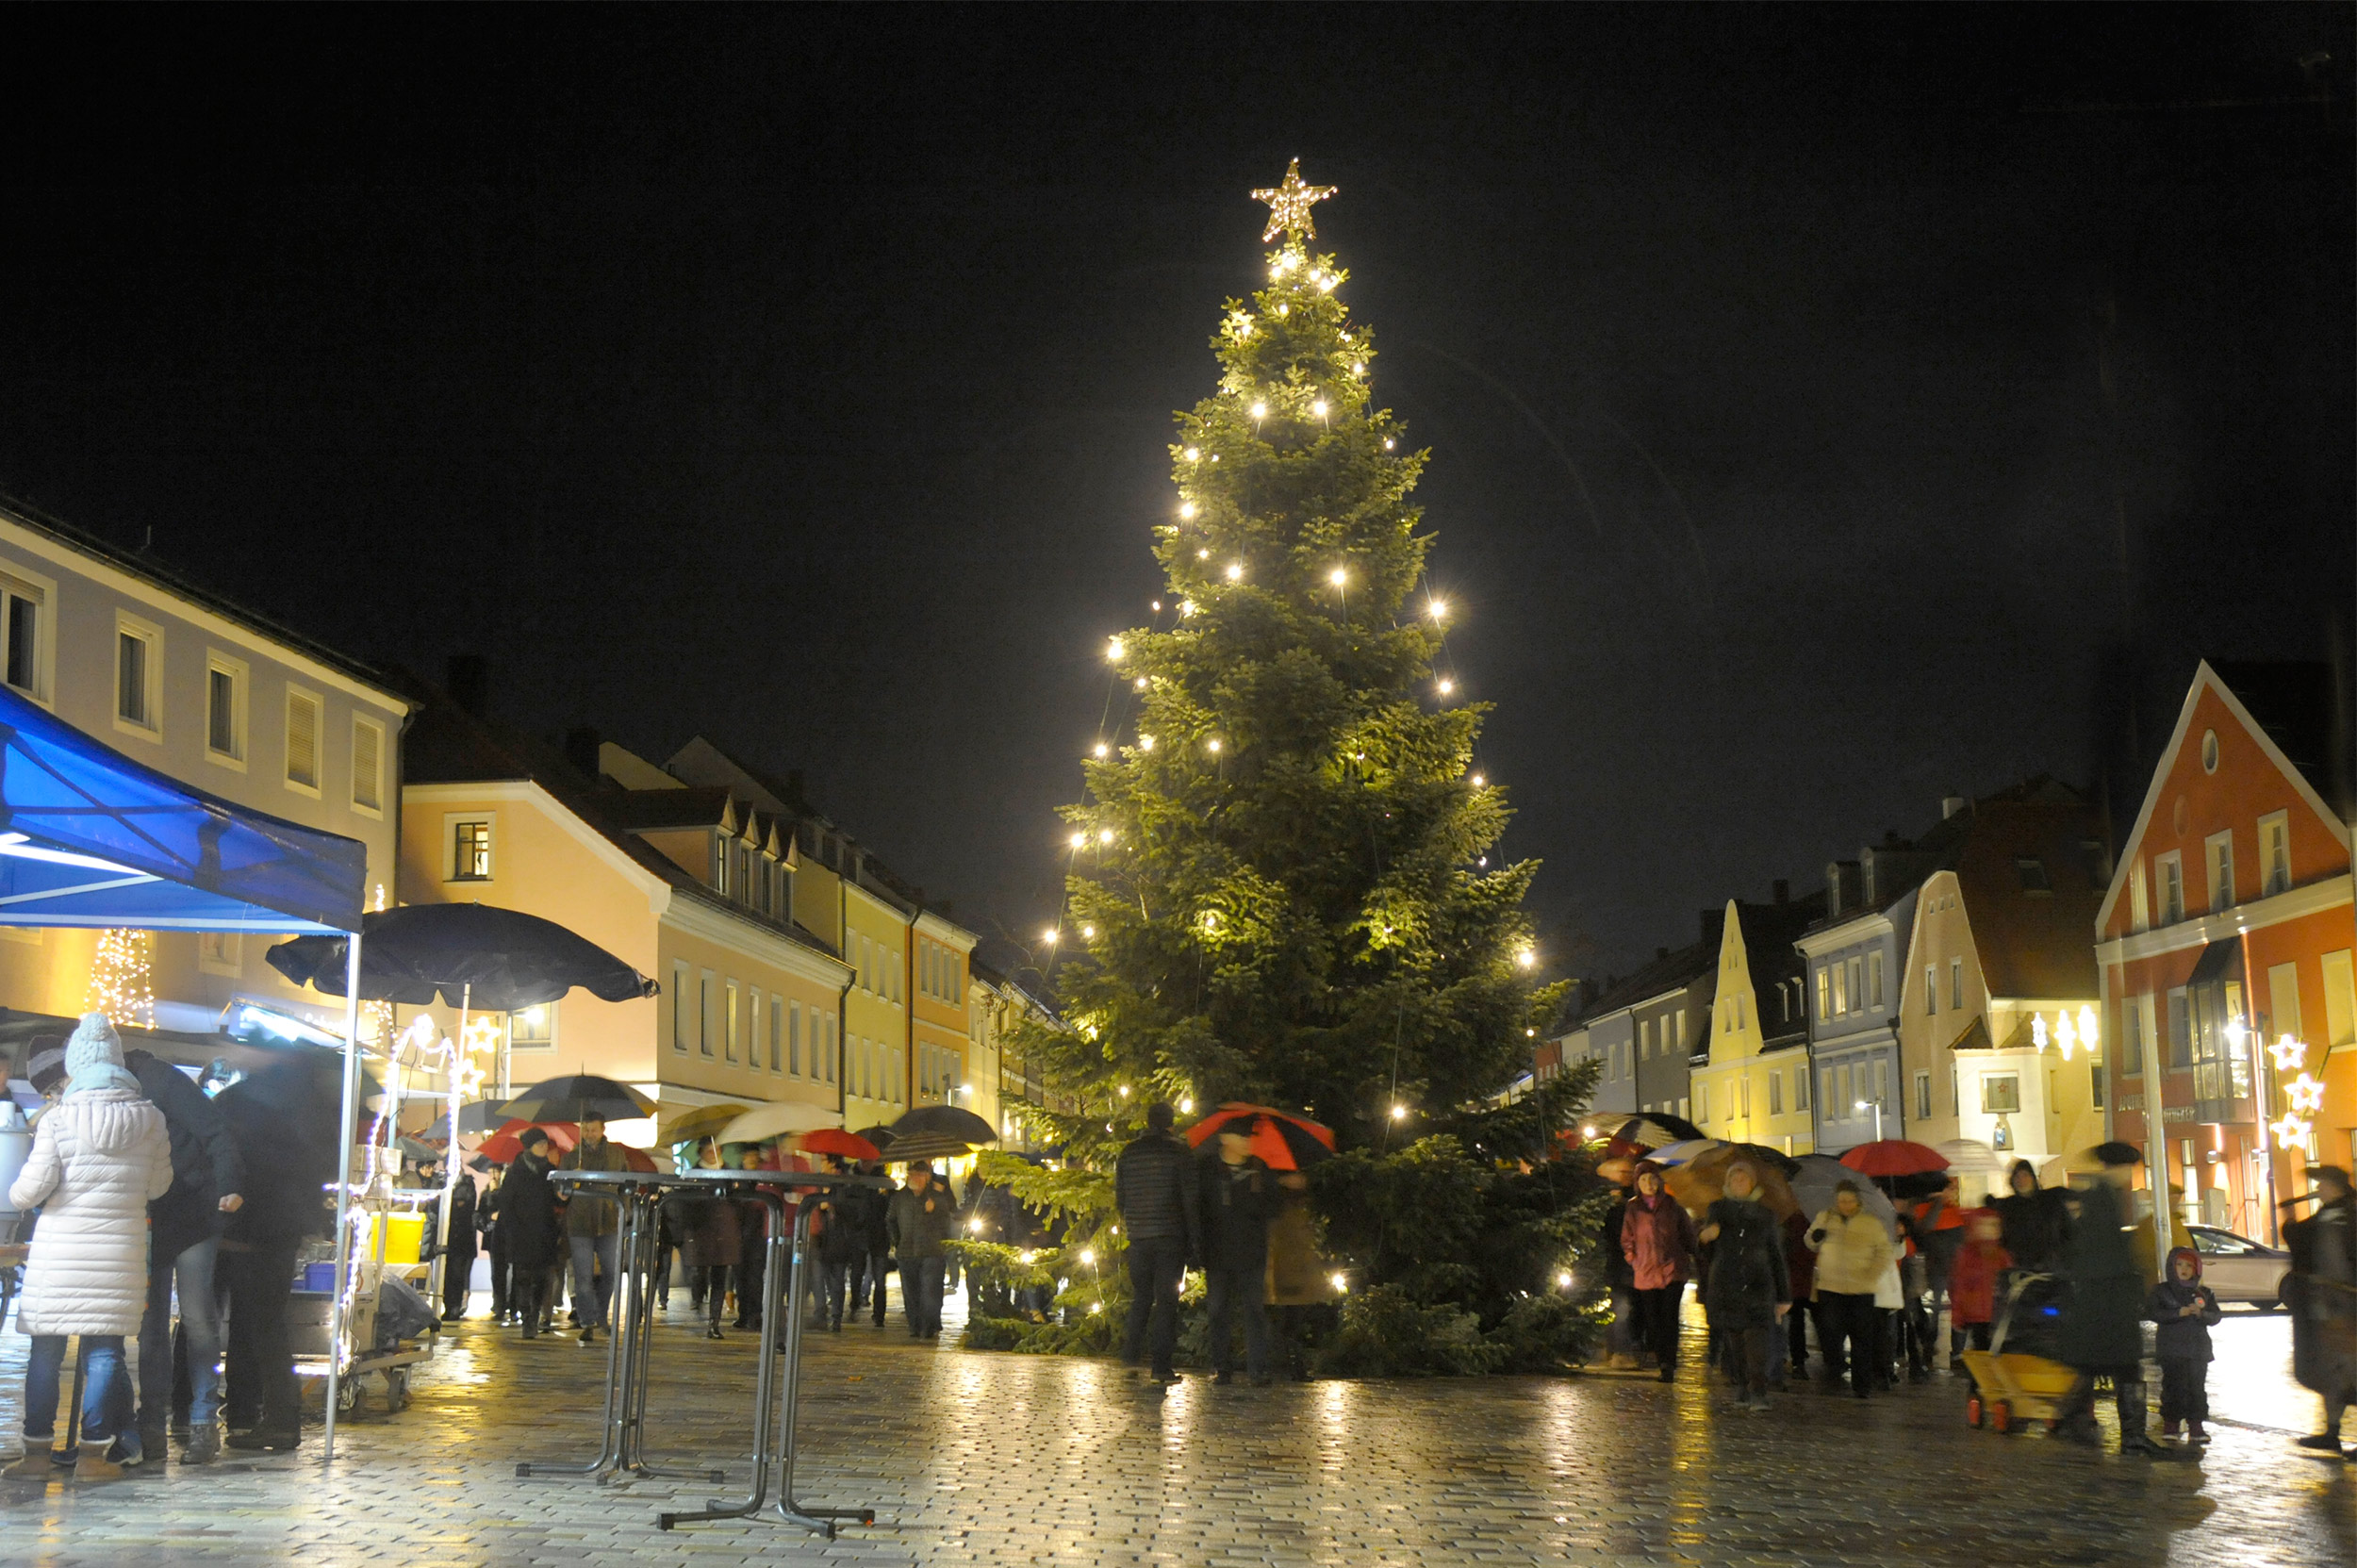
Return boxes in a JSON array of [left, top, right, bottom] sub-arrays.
[[4, 1013, 170, 1483]]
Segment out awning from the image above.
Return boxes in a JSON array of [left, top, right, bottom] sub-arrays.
[[2185, 939, 2243, 989], [0, 683, 366, 933]]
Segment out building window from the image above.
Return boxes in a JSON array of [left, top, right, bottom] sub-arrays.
[[1949, 957, 1964, 1012], [451, 818, 492, 882], [724, 980, 740, 1064], [2016, 858, 2051, 892], [509, 1002, 556, 1053], [699, 969, 717, 1057], [2258, 812, 2291, 897], [115, 622, 159, 734], [2166, 987, 2190, 1069], [351, 716, 384, 813], [2156, 852, 2184, 924], [1675, 1011, 1688, 1051], [2200, 729, 2219, 773], [825, 1014, 838, 1082], [1794, 1066, 1809, 1113], [1816, 965, 1831, 1022], [1925, 965, 1937, 1015], [1981, 1073, 2020, 1114], [2118, 996, 2144, 1077], [769, 995, 784, 1073], [2090, 1062, 2104, 1110], [1914, 1070, 1932, 1120], [712, 836, 729, 898], [2205, 832, 2234, 914], [1640, 1019, 1652, 1059], [0, 571, 45, 699], [1697, 1082, 1709, 1124], [2321, 949, 2356, 1053], [285, 687, 321, 792], [206, 656, 246, 763], [788, 1000, 803, 1075], [671, 962, 691, 1051], [2131, 860, 2151, 933], [1768, 1071, 1784, 1115], [1868, 951, 1885, 1010]]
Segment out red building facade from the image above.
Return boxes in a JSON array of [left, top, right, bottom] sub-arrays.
[[2096, 663, 2355, 1246]]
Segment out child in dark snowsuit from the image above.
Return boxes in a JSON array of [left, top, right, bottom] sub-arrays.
[[2144, 1245, 2221, 1444]]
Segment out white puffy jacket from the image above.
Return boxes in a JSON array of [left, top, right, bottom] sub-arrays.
[[9, 1087, 171, 1336]]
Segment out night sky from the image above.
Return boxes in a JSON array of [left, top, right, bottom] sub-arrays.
[[1, 7, 2349, 982]]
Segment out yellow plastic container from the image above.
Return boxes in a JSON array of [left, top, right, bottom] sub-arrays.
[[370, 1213, 427, 1265]]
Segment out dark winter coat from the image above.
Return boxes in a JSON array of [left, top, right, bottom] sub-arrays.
[[1114, 1130, 1201, 1251], [124, 1048, 245, 1256], [887, 1181, 957, 1262], [815, 1181, 870, 1265], [1700, 1196, 1789, 1330], [1601, 1199, 1635, 1291], [1993, 1164, 2072, 1271], [1782, 1210, 1817, 1303], [2056, 1179, 2144, 1369], [2145, 1269, 2221, 1362], [215, 1063, 338, 1249], [492, 1149, 565, 1270], [842, 1182, 893, 1254], [2283, 1193, 2357, 1400], [428, 1178, 478, 1261], [1198, 1155, 1276, 1274], [662, 1191, 742, 1269]]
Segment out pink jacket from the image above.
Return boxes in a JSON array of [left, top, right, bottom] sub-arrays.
[[1622, 1193, 1697, 1291]]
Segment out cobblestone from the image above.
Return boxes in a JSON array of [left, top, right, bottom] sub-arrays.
[[0, 1296, 2349, 1566]]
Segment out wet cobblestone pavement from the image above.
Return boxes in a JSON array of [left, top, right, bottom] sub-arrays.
[[0, 1296, 2349, 1566]]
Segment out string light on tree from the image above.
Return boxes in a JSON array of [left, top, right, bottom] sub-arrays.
[[87, 928, 156, 1031]]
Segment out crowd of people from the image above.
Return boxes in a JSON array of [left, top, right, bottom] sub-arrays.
[[1600, 1144, 2357, 1461]]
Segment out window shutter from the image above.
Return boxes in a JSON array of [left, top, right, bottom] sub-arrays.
[[352, 720, 381, 809], [287, 692, 320, 787]]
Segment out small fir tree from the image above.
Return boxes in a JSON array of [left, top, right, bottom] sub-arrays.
[[87, 927, 156, 1032]]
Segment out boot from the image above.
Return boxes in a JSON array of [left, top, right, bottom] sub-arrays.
[[182, 1423, 221, 1465], [3, 1446, 63, 1480], [73, 1440, 124, 1483], [2118, 1384, 2169, 1456], [2187, 1420, 2208, 1445]]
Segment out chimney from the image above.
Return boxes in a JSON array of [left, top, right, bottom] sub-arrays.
[[1772, 878, 1789, 905], [1942, 795, 1967, 819], [564, 726, 602, 782], [446, 654, 487, 717]]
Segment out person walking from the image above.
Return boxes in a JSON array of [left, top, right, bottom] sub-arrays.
[[662, 1142, 742, 1339], [1600, 1164, 1641, 1369], [2282, 1164, 2356, 1459], [1781, 1207, 1818, 1382], [2, 1014, 171, 1484], [121, 1044, 243, 1466], [1947, 1208, 2010, 1356], [1696, 1161, 1789, 1411], [1114, 1102, 1200, 1386], [852, 1160, 895, 1326], [426, 1162, 478, 1323], [2146, 1245, 2220, 1444], [1620, 1161, 1696, 1382], [214, 1056, 338, 1452], [1806, 1180, 1894, 1398], [479, 1165, 514, 1323], [1992, 1158, 2071, 1273], [813, 1157, 866, 1331], [2053, 1145, 2167, 1455], [1265, 1171, 1332, 1379], [887, 1164, 956, 1339], [558, 1115, 629, 1346], [1199, 1131, 1276, 1385], [497, 1130, 565, 1340]]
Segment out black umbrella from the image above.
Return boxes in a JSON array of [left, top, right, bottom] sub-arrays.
[[497, 1074, 656, 1124], [851, 1125, 898, 1151], [413, 1098, 507, 1142], [883, 1132, 983, 1165], [1601, 1112, 1706, 1156], [887, 1104, 996, 1145], [266, 903, 659, 1012]]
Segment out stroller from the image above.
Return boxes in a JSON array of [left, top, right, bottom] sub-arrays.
[[1960, 1271, 2078, 1433]]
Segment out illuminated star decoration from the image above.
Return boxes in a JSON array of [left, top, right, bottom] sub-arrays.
[[2269, 1033, 2307, 1073], [1252, 158, 1337, 244], [2272, 1112, 2311, 1147], [2285, 1073, 2327, 1114]]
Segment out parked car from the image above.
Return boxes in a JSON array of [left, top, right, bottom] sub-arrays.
[[2185, 1225, 2291, 1310]]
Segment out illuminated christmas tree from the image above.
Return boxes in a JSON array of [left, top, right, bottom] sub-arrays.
[[88, 928, 156, 1031]]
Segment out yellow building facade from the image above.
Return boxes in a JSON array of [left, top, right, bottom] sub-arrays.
[[1690, 900, 1818, 1156]]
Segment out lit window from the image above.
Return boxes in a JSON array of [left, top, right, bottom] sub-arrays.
[[206, 658, 246, 762], [1981, 1074, 2020, 1114], [452, 819, 492, 882], [510, 1003, 556, 1052], [2259, 813, 2291, 897], [724, 980, 739, 1064], [0, 572, 44, 697]]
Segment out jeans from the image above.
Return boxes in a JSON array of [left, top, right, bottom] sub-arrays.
[[1631, 1284, 1683, 1371], [1818, 1291, 1877, 1393], [24, 1335, 125, 1444], [1722, 1326, 1770, 1396], [817, 1257, 852, 1326], [569, 1231, 619, 1330], [899, 1256, 946, 1337], [1203, 1265, 1269, 1378], [699, 1265, 730, 1329], [1121, 1236, 1187, 1377], [864, 1251, 892, 1324], [140, 1232, 224, 1435], [222, 1239, 301, 1435]]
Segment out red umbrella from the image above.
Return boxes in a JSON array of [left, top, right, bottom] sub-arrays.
[[1184, 1103, 1336, 1172], [1838, 1139, 1950, 1179], [477, 1118, 577, 1164], [612, 1143, 659, 1174], [797, 1128, 882, 1163]]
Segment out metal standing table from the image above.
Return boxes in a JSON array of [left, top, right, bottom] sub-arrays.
[[521, 1166, 889, 1539]]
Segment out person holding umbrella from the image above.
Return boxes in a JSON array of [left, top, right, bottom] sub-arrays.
[[1806, 1180, 1893, 1399], [1696, 1159, 1789, 1411], [215, 1055, 341, 1452], [1621, 1160, 1696, 1383], [887, 1164, 957, 1340], [2052, 1143, 2167, 1455], [1992, 1158, 2071, 1273], [428, 1159, 478, 1323], [1199, 1127, 1277, 1385], [496, 1128, 565, 1340], [558, 1114, 630, 1345]]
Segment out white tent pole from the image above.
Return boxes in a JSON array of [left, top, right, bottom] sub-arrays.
[[435, 984, 470, 1292], [324, 932, 365, 1463]]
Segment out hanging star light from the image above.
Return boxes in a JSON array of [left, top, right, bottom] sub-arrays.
[[2272, 1112, 2312, 1147], [2285, 1073, 2327, 1114], [2269, 1033, 2307, 1073], [1251, 158, 1337, 244], [461, 1013, 503, 1060]]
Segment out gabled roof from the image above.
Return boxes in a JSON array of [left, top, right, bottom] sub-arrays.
[[1946, 782, 2102, 1000], [1578, 935, 1717, 1021]]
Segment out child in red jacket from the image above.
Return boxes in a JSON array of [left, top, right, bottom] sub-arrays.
[[1946, 1209, 2011, 1353]]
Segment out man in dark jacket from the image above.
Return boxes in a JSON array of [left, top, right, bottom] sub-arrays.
[[1199, 1133, 1276, 1384], [886, 1165, 957, 1339], [559, 1116, 630, 1345], [1114, 1102, 1200, 1384], [427, 1168, 478, 1323], [844, 1163, 895, 1326], [1993, 1159, 2071, 1273], [216, 1059, 336, 1453], [122, 1048, 244, 1465], [812, 1157, 867, 1331], [495, 1130, 565, 1339], [2053, 1148, 2167, 1455]]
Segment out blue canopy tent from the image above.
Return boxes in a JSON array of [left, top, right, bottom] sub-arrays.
[[0, 683, 377, 1457]]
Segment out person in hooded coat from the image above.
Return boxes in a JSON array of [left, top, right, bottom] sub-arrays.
[[1697, 1161, 1790, 1410], [1992, 1159, 2071, 1273], [2053, 1149, 2167, 1455], [4, 1014, 172, 1483], [2145, 1244, 2220, 1444], [1620, 1160, 1696, 1382], [494, 1129, 565, 1338], [214, 1055, 339, 1452]]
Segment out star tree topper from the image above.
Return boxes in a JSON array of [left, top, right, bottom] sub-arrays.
[[1252, 158, 1336, 243]]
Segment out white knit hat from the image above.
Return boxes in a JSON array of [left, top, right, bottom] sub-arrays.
[[63, 1011, 138, 1095]]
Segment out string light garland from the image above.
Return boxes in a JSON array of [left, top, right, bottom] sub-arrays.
[[88, 928, 156, 1030]]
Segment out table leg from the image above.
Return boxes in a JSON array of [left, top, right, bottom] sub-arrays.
[[658, 1190, 788, 1530], [615, 1190, 722, 1485], [773, 1202, 875, 1537], [518, 1184, 642, 1480]]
